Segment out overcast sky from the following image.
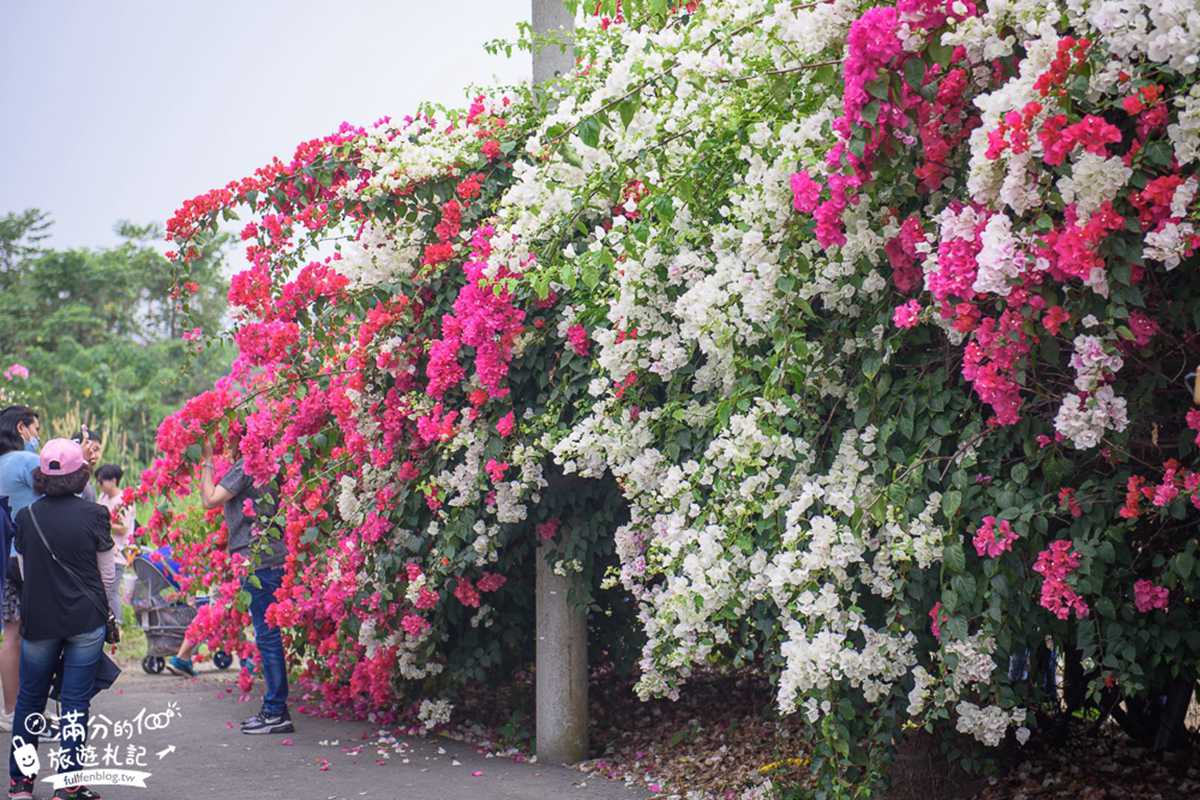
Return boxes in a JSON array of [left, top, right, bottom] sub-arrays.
[[1, 1, 531, 250]]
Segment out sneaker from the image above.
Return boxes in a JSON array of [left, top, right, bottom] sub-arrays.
[[55, 787, 103, 799], [165, 656, 196, 677], [241, 709, 294, 735], [9, 777, 34, 800]]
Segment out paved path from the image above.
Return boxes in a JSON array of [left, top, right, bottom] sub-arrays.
[[25, 664, 647, 800]]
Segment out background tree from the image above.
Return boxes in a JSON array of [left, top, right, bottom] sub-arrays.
[[0, 209, 231, 467]]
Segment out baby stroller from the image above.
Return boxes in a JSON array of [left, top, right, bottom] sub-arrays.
[[131, 548, 234, 674]]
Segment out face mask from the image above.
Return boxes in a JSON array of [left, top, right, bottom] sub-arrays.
[[24, 437, 39, 453]]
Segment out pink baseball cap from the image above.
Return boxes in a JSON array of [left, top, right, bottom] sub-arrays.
[[39, 438, 86, 476]]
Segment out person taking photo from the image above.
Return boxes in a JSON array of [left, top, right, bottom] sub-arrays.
[[196, 441, 292, 735]]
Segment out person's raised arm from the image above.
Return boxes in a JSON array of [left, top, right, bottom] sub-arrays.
[[198, 439, 234, 510], [97, 547, 116, 596]]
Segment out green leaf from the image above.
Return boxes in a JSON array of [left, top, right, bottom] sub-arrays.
[[861, 101, 881, 127], [848, 129, 867, 159], [578, 116, 601, 148], [942, 587, 958, 613], [943, 490, 962, 520], [559, 261, 577, 290], [1175, 550, 1195, 580], [944, 541, 966, 574], [870, 494, 887, 524], [581, 259, 600, 290], [617, 97, 640, 128], [929, 40, 954, 67], [862, 352, 881, 380], [902, 57, 926, 90], [1143, 140, 1173, 167]]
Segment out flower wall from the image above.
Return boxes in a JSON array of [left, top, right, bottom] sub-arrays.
[[141, 0, 1200, 794]]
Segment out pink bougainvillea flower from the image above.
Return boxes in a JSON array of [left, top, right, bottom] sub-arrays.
[[485, 459, 509, 483], [536, 518, 561, 541], [1127, 311, 1159, 347], [3, 363, 29, 381], [453, 579, 481, 609], [929, 601, 946, 640], [495, 411, 515, 438], [1058, 487, 1083, 518], [973, 516, 1018, 558], [1184, 409, 1200, 449], [566, 324, 590, 357], [1133, 579, 1169, 614], [1033, 540, 1089, 619], [884, 215, 924, 294], [476, 572, 506, 592], [1041, 306, 1070, 336], [892, 299, 921, 329], [789, 170, 822, 213], [401, 613, 431, 637]]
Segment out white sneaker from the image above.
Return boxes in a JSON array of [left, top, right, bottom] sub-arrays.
[[0, 709, 13, 732]]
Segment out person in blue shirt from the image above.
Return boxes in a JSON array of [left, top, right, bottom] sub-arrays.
[[0, 406, 41, 733], [0, 406, 40, 515]]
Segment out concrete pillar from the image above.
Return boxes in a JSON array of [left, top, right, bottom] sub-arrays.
[[536, 545, 588, 763], [533, 4, 585, 763], [531, 0, 575, 85]]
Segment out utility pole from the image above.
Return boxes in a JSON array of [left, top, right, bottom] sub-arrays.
[[532, 2, 587, 766], [532, 0, 575, 84]]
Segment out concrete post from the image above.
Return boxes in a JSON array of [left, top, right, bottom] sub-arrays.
[[532, 0, 575, 85], [536, 546, 588, 763], [533, 4, 585, 764]]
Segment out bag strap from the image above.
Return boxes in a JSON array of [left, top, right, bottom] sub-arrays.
[[27, 505, 114, 623]]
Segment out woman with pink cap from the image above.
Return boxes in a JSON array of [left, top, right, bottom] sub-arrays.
[[6, 439, 115, 800]]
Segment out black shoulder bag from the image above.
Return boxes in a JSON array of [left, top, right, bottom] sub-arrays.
[[28, 507, 121, 645]]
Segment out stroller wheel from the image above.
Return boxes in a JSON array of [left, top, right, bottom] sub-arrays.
[[142, 656, 165, 674], [213, 650, 233, 670]]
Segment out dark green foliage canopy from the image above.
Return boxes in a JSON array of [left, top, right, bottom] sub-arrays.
[[0, 209, 231, 469]]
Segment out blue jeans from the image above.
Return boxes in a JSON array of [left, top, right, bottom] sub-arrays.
[[244, 567, 288, 716], [9, 625, 105, 781], [1009, 647, 1056, 696]]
